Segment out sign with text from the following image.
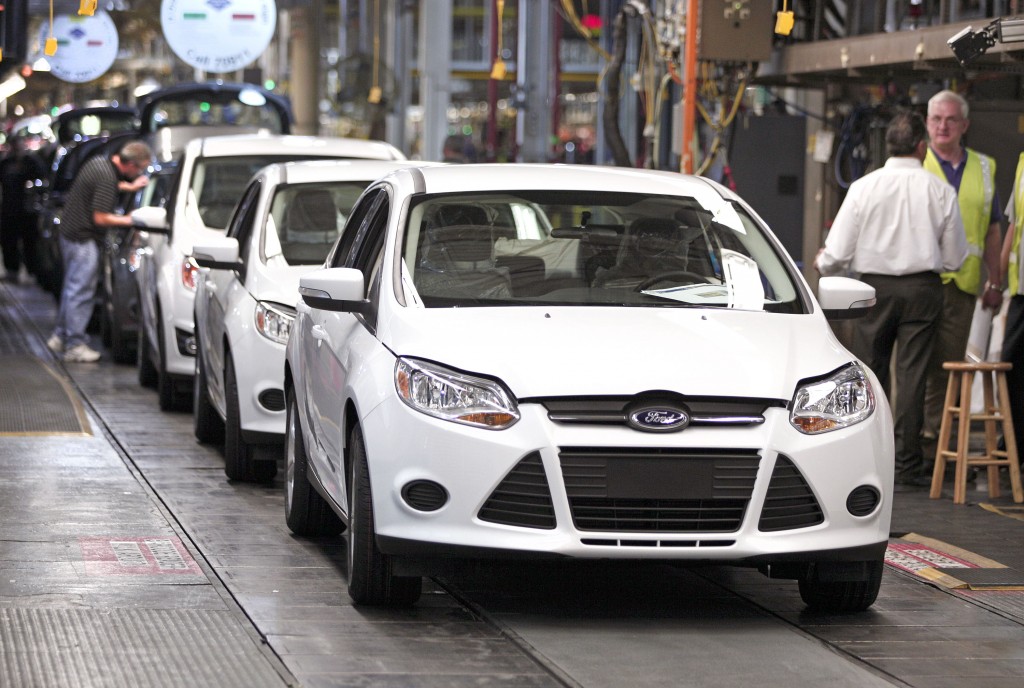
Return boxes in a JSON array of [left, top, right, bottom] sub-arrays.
[[161, 0, 276, 73], [39, 12, 118, 83]]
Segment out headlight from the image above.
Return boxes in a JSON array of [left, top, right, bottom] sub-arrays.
[[255, 302, 295, 345], [790, 363, 874, 434], [395, 358, 519, 430]]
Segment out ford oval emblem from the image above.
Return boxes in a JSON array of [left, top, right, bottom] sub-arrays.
[[628, 406, 691, 432]]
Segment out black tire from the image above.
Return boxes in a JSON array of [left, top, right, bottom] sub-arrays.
[[137, 321, 158, 388], [193, 345, 224, 444], [285, 387, 342, 536], [156, 316, 181, 412], [110, 324, 136, 364], [223, 357, 277, 482], [798, 560, 884, 613], [346, 425, 421, 606], [100, 300, 113, 348]]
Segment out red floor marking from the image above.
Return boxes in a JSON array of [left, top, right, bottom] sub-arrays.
[[79, 536, 202, 575]]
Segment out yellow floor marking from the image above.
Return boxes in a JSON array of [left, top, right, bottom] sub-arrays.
[[980, 503, 1024, 522]]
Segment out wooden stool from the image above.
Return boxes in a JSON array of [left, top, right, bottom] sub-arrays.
[[930, 361, 1023, 504]]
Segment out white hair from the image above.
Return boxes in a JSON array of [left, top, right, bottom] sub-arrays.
[[928, 90, 969, 120]]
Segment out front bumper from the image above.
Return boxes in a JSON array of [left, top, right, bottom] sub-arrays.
[[361, 397, 894, 562]]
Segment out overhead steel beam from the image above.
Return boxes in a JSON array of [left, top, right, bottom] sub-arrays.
[[758, 20, 1024, 83]]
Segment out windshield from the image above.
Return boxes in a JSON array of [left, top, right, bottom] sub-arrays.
[[146, 94, 285, 133], [189, 156, 342, 229], [263, 181, 370, 266], [402, 191, 803, 313]]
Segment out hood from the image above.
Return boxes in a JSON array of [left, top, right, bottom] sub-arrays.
[[382, 307, 853, 400], [251, 264, 320, 307]]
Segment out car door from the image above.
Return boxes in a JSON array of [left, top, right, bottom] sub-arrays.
[[203, 180, 262, 413], [306, 189, 389, 506]]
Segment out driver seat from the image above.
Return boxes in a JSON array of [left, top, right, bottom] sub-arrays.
[[591, 217, 696, 288]]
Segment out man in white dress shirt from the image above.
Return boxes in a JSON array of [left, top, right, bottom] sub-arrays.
[[816, 110, 968, 487]]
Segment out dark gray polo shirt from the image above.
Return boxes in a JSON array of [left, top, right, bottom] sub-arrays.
[[60, 155, 120, 243]]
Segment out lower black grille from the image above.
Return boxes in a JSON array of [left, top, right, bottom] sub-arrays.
[[258, 389, 286, 412], [758, 455, 824, 531], [846, 485, 880, 516], [478, 452, 556, 529], [559, 447, 761, 533]]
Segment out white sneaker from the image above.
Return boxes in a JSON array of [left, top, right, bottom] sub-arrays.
[[46, 335, 64, 353], [63, 344, 101, 363]]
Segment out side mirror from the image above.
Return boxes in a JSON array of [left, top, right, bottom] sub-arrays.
[[193, 237, 243, 271], [818, 276, 876, 319], [299, 267, 372, 314], [130, 206, 170, 235]]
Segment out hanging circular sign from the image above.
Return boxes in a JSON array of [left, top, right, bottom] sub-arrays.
[[161, 0, 277, 73], [41, 12, 119, 84]]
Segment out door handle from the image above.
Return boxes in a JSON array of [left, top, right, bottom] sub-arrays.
[[311, 324, 328, 342]]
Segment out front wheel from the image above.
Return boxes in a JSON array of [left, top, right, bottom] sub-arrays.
[[137, 321, 158, 388], [284, 388, 342, 536], [193, 345, 224, 444], [798, 560, 884, 613], [156, 316, 187, 412], [224, 356, 276, 483], [346, 425, 421, 606]]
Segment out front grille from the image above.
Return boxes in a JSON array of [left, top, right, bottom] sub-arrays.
[[532, 395, 778, 428], [478, 452, 556, 529], [758, 455, 824, 531], [559, 447, 761, 532]]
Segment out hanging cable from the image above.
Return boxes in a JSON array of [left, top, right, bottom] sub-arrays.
[[368, 0, 382, 103], [490, 0, 507, 79], [557, 0, 611, 61], [44, 0, 57, 56]]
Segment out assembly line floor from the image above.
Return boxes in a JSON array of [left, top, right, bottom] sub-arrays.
[[3, 276, 1024, 687]]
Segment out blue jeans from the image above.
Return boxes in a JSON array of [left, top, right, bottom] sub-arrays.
[[53, 236, 100, 349]]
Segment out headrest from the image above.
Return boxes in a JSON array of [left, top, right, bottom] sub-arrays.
[[427, 225, 494, 263], [285, 189, 337, 234], [432, 203, 490, 229], [631, 216, 703, 250]]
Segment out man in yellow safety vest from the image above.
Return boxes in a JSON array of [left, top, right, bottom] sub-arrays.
[[922, 90, 1003, 445], [1000, 153, 1024, 467]]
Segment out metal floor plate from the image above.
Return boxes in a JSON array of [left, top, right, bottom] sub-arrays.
[[936, 567, 1024, 588], [0, 608, 285, 688], [0, 355, 91, 435]]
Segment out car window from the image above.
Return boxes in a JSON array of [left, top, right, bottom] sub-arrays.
[[189, 155, 347, 230], [329, 189, 384, 268], [226, 182, 262, 266], [145, 94, 286, 133], [402, 190, 803, 313], [263, 181, 369, 267]]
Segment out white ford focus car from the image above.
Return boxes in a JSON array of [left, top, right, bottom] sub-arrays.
[[284, 164, 893, 611], [191, 160, 418, 482], [131, 133, 405, 411]]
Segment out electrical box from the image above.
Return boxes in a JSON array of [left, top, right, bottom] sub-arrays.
[[699, 0, 774, 62]]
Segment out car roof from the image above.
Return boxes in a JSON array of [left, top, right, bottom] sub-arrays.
[[398, 163, 728, 201], [190, 134, 406, 161], [262, 159, 429, 186]]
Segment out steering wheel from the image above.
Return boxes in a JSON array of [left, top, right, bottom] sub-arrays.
[[634, 271, 709, 291]]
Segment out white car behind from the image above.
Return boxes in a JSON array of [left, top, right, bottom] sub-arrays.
[[131, 133, 405, 411], [191, 159, 419, 481], [284, 163, 892, 611]]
